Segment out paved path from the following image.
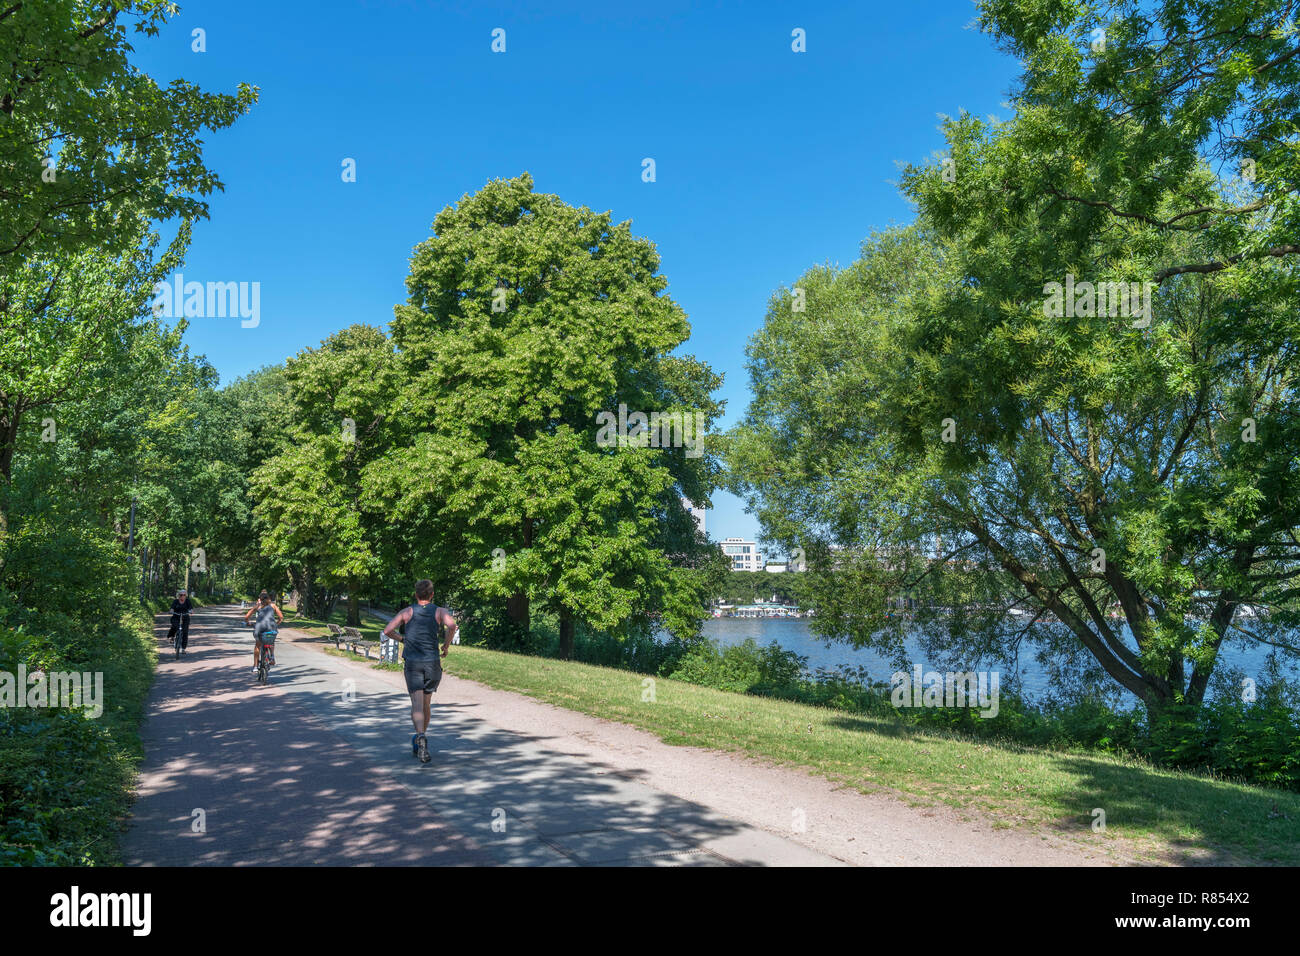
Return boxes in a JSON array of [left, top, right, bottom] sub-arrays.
[[123, 604, 840, 866]]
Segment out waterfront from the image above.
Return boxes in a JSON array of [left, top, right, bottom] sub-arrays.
[[700, 616, 1299, 705]]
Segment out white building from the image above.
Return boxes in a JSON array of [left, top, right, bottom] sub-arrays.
[[721, 537, 763, 572]]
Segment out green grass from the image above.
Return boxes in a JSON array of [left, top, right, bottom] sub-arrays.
[[422, 643, 1300, 866], [284, 607, 387, 641], [285, 609, 403, 669]]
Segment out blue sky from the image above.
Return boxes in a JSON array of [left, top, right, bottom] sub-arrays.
[[133, 0, 1019, 547]]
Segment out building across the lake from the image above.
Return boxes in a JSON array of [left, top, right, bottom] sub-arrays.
[[713, 602, 808, 619], [720, 537, 763, 571]]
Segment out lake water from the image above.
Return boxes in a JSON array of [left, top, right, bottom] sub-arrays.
[[700, 616, 1299, 706]]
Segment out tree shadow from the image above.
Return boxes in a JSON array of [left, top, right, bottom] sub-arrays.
[[125, 605, 790, 867]]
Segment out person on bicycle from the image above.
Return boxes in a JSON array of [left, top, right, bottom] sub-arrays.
[[167, 590, 194, 654], [380, 579, 457, 764], [243, 590, 283, 675]]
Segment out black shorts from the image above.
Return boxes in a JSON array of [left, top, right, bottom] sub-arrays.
[[404, 659, 441, 694]]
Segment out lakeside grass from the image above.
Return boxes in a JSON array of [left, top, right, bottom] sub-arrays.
[[440, 646, 1300, 865], [283, 608, 1300, 864]]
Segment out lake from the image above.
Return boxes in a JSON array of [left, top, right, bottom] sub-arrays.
[[700, 616, 1299, 706]]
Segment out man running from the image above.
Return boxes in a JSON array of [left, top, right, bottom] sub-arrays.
[[243, 590, 283, 675], [381, 579, 456, 764]]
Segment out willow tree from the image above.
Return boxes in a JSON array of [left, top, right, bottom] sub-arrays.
[[729, 0, 1300, 714], [366, 174, 721, 654]]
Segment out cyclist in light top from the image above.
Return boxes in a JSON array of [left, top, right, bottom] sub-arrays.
[[381, 578, 457, 764], [243, 590, 283, 675]]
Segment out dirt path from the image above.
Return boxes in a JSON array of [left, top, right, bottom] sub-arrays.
[[124, 604, 1126, 866]]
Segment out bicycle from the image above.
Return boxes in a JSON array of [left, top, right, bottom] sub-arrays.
[[171, 612, 191, 660], [256, 630, 277, 685]]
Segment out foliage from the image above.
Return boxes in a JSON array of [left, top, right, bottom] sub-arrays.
[[364, 173, 723, 650], [728, 1, 1300, 715], [0, 0, 256, 266]]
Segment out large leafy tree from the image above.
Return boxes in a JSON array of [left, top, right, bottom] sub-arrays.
[[0, 0, 256, 264], [212, 366, 295, 596], [0, 214, 184, 483], [729, 0, 1300, 714], [251, 325, 397, 623], [367, 174, 722, 653], [1, 0, 253, 582]]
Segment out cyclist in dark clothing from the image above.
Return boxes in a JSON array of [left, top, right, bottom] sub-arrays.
[[167, 590, 194, 653], [381, 579, 457, 763]]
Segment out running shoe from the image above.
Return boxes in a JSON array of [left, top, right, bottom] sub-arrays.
[[416, 735, 430, 764]]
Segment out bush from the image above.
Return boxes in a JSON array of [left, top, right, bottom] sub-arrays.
[[0, 608, 155, 865], [667, 639, 808, 695], [1139, 700, 1300, 790]]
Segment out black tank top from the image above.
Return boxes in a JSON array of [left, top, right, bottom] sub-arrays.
[[403, 603, 442, 662]]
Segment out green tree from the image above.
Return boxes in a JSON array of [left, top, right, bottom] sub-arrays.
[[367, 173, 722, 654], [251, 325, 397, 623], [213, 365, 295, 597], [730, 1, 1300, 715], [0, 0, 256, 264]]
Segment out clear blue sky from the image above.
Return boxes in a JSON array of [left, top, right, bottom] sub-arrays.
[[133, 0, 1018, 547]]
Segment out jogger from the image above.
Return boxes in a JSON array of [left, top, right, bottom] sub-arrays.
[[381, 579, 457, 763]]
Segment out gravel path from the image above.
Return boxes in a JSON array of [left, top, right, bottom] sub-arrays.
[[123, 604, 1126, 866]]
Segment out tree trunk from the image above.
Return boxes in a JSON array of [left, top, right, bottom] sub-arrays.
[[0, 398, 20, 483], [507, 591, 529, 629], [347, 580, 360, 627], [558, 608, 575, 660], [507, 517, 533, 634]]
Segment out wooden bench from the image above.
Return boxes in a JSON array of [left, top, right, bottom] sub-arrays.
[[340, 625, 380, 659]]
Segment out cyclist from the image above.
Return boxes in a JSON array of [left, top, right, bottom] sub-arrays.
[[243, 590, 284, 675], [167, 590, 194, 654], [381, 579, 457, 764]]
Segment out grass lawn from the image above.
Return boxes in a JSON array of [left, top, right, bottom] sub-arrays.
[[448, 644, 1300, 865], [284, 607, 387, 641], [285, 608, 402, 669], [283, 610, 1300, 864]]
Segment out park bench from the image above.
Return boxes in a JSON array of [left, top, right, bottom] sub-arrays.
[[342, 625, 380, 659]]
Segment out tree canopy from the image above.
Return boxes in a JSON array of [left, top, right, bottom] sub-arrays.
[[728, 0, 1300, 713]]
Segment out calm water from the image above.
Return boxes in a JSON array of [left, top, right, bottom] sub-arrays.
[[700, 616, 1299, 705]]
